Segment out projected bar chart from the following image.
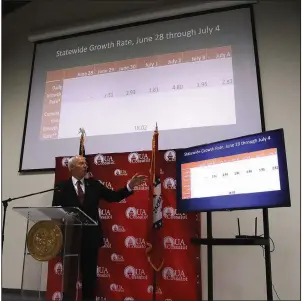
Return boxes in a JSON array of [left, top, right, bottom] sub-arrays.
[[181, 148, 281, 199], [40, 46, 235, 140]]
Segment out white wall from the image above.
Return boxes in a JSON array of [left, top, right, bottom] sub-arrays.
[[2, 0, 300, 299]]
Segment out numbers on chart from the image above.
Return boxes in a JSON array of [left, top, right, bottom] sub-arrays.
[[172, 84, 183, 90], [104, 92, 113, 98], [229, 191, 235, 195], [197, 81, 208, 88], [212, 174, 217, 178], [272, 166, 279, 170], [235, 142, 240, 147], [246, 169, 252, 174], [222, 78, 233, 85], [234, 171, 240, 175], [222, 173, 228, 177], [222, 79, 233, 85], [259, 168, 265, 172], [149, 87, 159, 93], [154, 33, 164, 41], [126, 90, 136, 96], [134, 125, 147, 131]]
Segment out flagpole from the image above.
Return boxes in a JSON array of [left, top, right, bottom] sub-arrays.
[[152, 124, 157, 301], [148, 122, 162, 301], [153, 270, 157, 301]]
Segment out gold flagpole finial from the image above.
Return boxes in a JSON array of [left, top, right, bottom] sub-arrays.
[[79, 127, 86, 136]]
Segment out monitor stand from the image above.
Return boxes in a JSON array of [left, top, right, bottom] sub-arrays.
[[191, 208, 273, 301]]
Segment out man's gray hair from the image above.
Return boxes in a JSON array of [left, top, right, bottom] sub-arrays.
[[68, 156, 79, 171]]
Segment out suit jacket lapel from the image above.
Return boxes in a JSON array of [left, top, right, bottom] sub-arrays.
[[83, 179, 90, 205]]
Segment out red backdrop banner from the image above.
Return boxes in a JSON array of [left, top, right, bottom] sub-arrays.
[[46, 151, 201, 301]]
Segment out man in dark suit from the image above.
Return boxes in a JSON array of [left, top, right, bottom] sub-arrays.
[[52, 155, 147, 301]]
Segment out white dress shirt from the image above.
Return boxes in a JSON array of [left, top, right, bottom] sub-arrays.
[[72, 176, 85, 194], [71, 176, 132, 196]]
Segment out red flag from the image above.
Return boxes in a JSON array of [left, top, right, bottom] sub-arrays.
[[146, 124, 164, 272]]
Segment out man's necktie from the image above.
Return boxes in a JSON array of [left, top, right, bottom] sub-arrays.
[[76, 180, 85, 204]]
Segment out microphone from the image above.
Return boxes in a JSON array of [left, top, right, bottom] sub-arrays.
[[2, 187, 59, 205], [2, 186, 59, 254]]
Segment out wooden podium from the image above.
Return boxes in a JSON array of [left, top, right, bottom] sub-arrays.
[[13, 206, 98, 300]]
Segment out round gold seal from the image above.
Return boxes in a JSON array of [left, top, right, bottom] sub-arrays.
[[26, 221, 63, 261]]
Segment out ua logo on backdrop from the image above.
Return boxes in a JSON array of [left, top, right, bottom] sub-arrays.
[[110, 283, 124, 292], [163, 178, 177, 189], [54, 262, 63, 275], [124, 265, 147, 280], [163, 207, 187, 220], [125, 207, 148, 219], [96, 266, 110, 278], [162, 267, 188, 282], [99, 208, 112, 220], [112, 224, 125, 232], [164, 150, 176, 162], [94, 154, 115, 165], [61, 157, 71, 167], [52, 292, 62, 301], [147, 285, 162, 294], [163, 236, 187, 250], [128, 152, 150, 163], [124, 236, 146, 248], [114, 169, 127, 176], [111, 253, 124, 262]]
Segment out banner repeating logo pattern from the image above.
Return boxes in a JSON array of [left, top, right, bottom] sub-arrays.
[[47, 151, 201, 301]]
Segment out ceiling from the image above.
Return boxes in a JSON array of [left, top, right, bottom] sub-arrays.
[[2, 0, 31, 17]]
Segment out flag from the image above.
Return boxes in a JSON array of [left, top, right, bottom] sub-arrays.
[[79, 128, 86, 157], [79, 128, 93, 179], [146, 123, 164, 272]]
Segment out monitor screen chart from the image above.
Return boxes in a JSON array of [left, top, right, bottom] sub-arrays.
[[176, 129, 291, 212], [182, 149, 280, 200]]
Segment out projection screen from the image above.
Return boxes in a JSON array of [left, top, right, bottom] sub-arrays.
[[20, 6, 263, 171]]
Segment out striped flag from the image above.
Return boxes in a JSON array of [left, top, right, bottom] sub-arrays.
[[146, 124, 164, 272]]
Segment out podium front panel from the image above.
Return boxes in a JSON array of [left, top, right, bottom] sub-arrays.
[[21, 220, 47, 300], [13, 206, 96, 300]]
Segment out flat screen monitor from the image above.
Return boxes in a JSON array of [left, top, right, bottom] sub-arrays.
[[176, 129, 291, 212]]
